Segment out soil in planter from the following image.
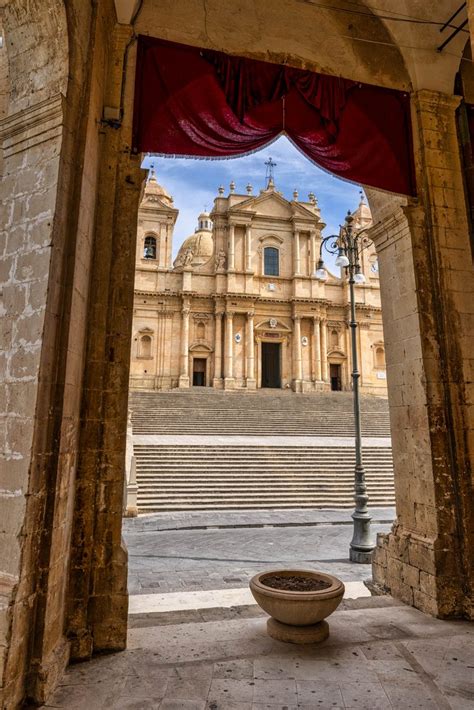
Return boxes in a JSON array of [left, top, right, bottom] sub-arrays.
[[262, 575, 332, 592]]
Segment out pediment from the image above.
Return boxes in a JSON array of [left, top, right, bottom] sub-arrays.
[[230, 191, 319, 222], [189, 342, 213, 352], [328, 348, 346, 358], [255, 318, 291, 332]]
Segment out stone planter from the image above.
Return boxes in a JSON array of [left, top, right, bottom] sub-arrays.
[[249, 569, 345, 643]]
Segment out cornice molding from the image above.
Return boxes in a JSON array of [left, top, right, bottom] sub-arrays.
[[0, 93, 64, 158]]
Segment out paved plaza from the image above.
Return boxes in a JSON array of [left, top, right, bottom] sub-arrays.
[[124, 508, 395, 597]]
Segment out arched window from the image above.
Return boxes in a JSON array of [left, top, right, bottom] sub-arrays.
[[264, 246, 279, 276], [196, 321, 205, 340], [144, 235, 157, 260], [140, 335, 152, 358], [375, 346, 385, 369], [331, 329, 339, 348]]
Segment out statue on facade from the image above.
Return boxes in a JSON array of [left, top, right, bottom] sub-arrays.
[[215, 250, 226, 271]]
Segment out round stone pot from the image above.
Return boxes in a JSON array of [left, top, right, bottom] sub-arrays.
[[249, 569, 345, 644]]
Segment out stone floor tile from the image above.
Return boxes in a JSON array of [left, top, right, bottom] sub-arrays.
[[340, 681, 392, 709], [207, 703, 252, 710], [296, 679, 344, 706], [169, 664, 214, 680], [253, 656, 296, 680], [381, 679, 440, 709], [213, 659, 254, 680], [163, 678, 212, 702], [359, 642, 405, 661], [160, 701, 206, 710], [252, 679, 298, 705], [207, 678, 255, 704], [293, 657, 379, 683], [251, 705, 299, 710], [43, 682, 120, 708], [113, 696, 162, 709]]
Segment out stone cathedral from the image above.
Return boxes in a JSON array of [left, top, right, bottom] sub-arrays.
[[130, 170, 387, 395]]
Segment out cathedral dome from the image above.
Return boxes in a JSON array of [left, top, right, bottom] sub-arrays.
[[173, 211, 214, 269]]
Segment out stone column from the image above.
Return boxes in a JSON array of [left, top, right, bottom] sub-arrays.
[[370, 90, 474, 619], [224, 311, 235, 389], [293, 315, 303, 390], [313, 317, 322, 380], [320, 319, 328, 382], [246, 311, 256, 389], [228, 224, 235, 271], [293, 230, 301, 275], [178, 305, 190, 388], [212, 311, 223, 386], [245, 224, 252, 272]]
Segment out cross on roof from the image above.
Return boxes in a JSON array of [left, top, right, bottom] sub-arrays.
[[265, 156, 277, 186]]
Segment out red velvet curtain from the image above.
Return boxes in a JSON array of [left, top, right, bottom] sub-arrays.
[[133, 36, 416, 196]]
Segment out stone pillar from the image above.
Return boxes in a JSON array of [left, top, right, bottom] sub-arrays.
[[293, 230, 301, 275], [293, 315, 303, 390], [246, 311, 256, 389], [178, 304, 190, 388], [320, 319, 328, 382], [245, 224, 252, 272], [212, 311, 223, 386], [370, 90, 474, 619], [228, 224, 235, 271], [224, 311, 235, 389], [313, 317, 322, 380]]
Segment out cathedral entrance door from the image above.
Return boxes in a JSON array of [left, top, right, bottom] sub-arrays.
[[193, 358, 207, 386], [261, 342, 281, 388], [330, 363, 342, 391]]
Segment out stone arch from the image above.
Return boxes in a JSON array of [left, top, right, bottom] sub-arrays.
[[2, 2, 474, 707]]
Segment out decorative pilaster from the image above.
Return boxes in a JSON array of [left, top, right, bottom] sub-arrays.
[[313, 317, 322, 380], [246, 311, 256, 389], [293, 230, 301, 275], [224, 311, 235, 389], [212, 311, 224, 386], [178, 304, 190, 388], [293, 315, 303, 390], [310, 230, 317, 276], [245, 224, 252, 272], [320, 319, 328, 382], [228, 224, 235, 271]]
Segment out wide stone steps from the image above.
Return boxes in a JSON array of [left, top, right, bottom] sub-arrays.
[[134, 445, 394, 511], [130, 390, 391, 437]]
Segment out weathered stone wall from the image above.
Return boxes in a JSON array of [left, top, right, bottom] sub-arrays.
[[369, 91, 474, 618]]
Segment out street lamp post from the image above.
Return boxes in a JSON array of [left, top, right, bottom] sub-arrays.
[[315, 210, 375, 563]]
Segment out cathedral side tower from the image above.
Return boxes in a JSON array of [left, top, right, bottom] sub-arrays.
[[136, 169, 178, 275]]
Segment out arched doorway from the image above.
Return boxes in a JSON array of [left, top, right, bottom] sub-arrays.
[[1, 2, 473, 705]]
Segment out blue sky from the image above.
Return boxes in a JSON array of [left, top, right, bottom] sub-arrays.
[[142, 136, 364, 265]]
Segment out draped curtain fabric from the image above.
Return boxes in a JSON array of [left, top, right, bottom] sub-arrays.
[[133, 35, 416, 196]]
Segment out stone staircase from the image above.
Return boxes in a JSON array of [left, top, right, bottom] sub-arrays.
[[130, 390, 394, 512], [130, 390, 391, 437], [134, 445, 395, 511]]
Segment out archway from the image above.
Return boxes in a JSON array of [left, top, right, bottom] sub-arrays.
[[1, 1, 473, 706]]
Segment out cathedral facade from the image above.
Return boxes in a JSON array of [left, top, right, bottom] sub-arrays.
[[130, 171, 387, 395]]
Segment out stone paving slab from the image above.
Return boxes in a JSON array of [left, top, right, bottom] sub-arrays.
[[42, 601, 474, 709], [128, 581, 370, 615], [133, 435, 392, 447]]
